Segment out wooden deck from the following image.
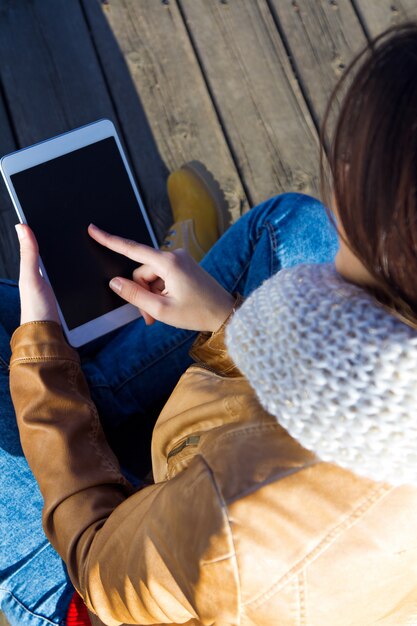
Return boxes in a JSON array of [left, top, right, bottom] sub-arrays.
[[1, 3, 417, 624], [0, 0, 416, 281]]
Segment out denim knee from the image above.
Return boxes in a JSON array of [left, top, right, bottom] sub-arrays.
[[248, 192, 339, 268]]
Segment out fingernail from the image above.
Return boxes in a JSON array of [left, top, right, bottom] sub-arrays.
[[15, 224, 26, 240], [89, 223, 107, 235], [109, 278, 122, 292]]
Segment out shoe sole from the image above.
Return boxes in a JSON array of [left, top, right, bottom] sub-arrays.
[[181, 161, 229, 235]]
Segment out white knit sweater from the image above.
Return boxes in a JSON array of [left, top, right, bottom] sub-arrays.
[[226, 263, 417, 486]]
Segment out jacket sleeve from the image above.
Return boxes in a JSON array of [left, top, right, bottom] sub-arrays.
[[189, 294, 244, 376], [9, 321, 238, 626]]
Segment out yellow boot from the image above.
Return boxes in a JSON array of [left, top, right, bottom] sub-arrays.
[[162, 161, 228, 262]]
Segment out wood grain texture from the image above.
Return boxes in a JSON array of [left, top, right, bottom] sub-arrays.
[[0, 0, 124, 279], [81, 0, 172, 238], [0, 90, 19, 279], [269, 0, 367, 127], [88, 0, 248, 224], [353, 0, 417, 38], [179, 0, 320, 203], [0, 0, 118, 146]]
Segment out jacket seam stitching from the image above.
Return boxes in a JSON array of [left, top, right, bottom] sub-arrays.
[[10, 356, 79, 366], [226, 463, 319, 507], [188, 363, 243, 379], [195, 423, 281, 466], [244, 483, 392, 608], [200, 456, 242, 622], [221, 423, 287, 439], [202, 422, 297, 453], [298, 571, 306, 626]]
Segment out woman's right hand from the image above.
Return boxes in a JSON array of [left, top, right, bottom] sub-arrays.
[[88, 224, 236, 332]]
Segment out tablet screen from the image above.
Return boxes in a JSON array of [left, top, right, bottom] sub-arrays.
[[11, 137, 154, 330]]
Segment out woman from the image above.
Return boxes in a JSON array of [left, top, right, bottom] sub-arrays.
[[2, 22, 417, 626]]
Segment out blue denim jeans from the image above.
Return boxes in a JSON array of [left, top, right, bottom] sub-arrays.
[[0, 193, 338, 626]]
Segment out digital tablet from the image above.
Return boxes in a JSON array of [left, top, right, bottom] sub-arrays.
[[0, 119, 159, 347]]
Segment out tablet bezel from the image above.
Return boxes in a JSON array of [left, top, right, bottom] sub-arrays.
[[1, 119, 159, 347]]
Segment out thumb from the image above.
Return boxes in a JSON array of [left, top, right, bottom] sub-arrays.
[[109, 276, 167, 321], [16, 224, 41, 285]]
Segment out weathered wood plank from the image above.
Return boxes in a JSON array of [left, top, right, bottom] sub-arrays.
[[0, 89, 19, 279], [81, 0, 173, 237], [178, 0, 320, 203], [0, 0, 169, 277], [0, 0, 171, 242], [353, 0, 417, 38], [82, 0, 247, 224], [0, 0, 117, 146], [0, 0, 125, 278], [268, 0, 367, 129]]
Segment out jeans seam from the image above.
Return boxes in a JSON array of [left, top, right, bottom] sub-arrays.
[[265, 221, 279, 276], [0, 354, 9, 371], [253, 193, 303, 242], [230, 255, 251, 293], [261, 193, 310, 277], [0, 587, 61, 626], [111, 330, 197, 392]]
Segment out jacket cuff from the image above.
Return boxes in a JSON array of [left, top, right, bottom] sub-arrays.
[[189, 294, 244, 377], [10, 321, 79, 365]]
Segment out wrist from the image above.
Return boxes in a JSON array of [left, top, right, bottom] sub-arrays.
[[210, 293, 241, 333]]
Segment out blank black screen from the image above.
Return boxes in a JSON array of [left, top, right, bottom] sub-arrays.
[[11, 137, 154, 330]]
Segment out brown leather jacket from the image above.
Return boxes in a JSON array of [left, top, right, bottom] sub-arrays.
[[9, 320, 417, 625]]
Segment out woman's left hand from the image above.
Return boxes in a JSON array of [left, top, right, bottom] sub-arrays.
[[16, 224, 61, 325]]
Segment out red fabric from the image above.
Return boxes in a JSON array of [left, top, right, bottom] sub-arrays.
[[66, 591, 91, 626]]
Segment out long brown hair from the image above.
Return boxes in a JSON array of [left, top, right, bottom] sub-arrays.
[[320, 23, 417, 327]]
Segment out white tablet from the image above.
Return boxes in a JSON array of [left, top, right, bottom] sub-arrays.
[[1, 119, 159, 347]]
